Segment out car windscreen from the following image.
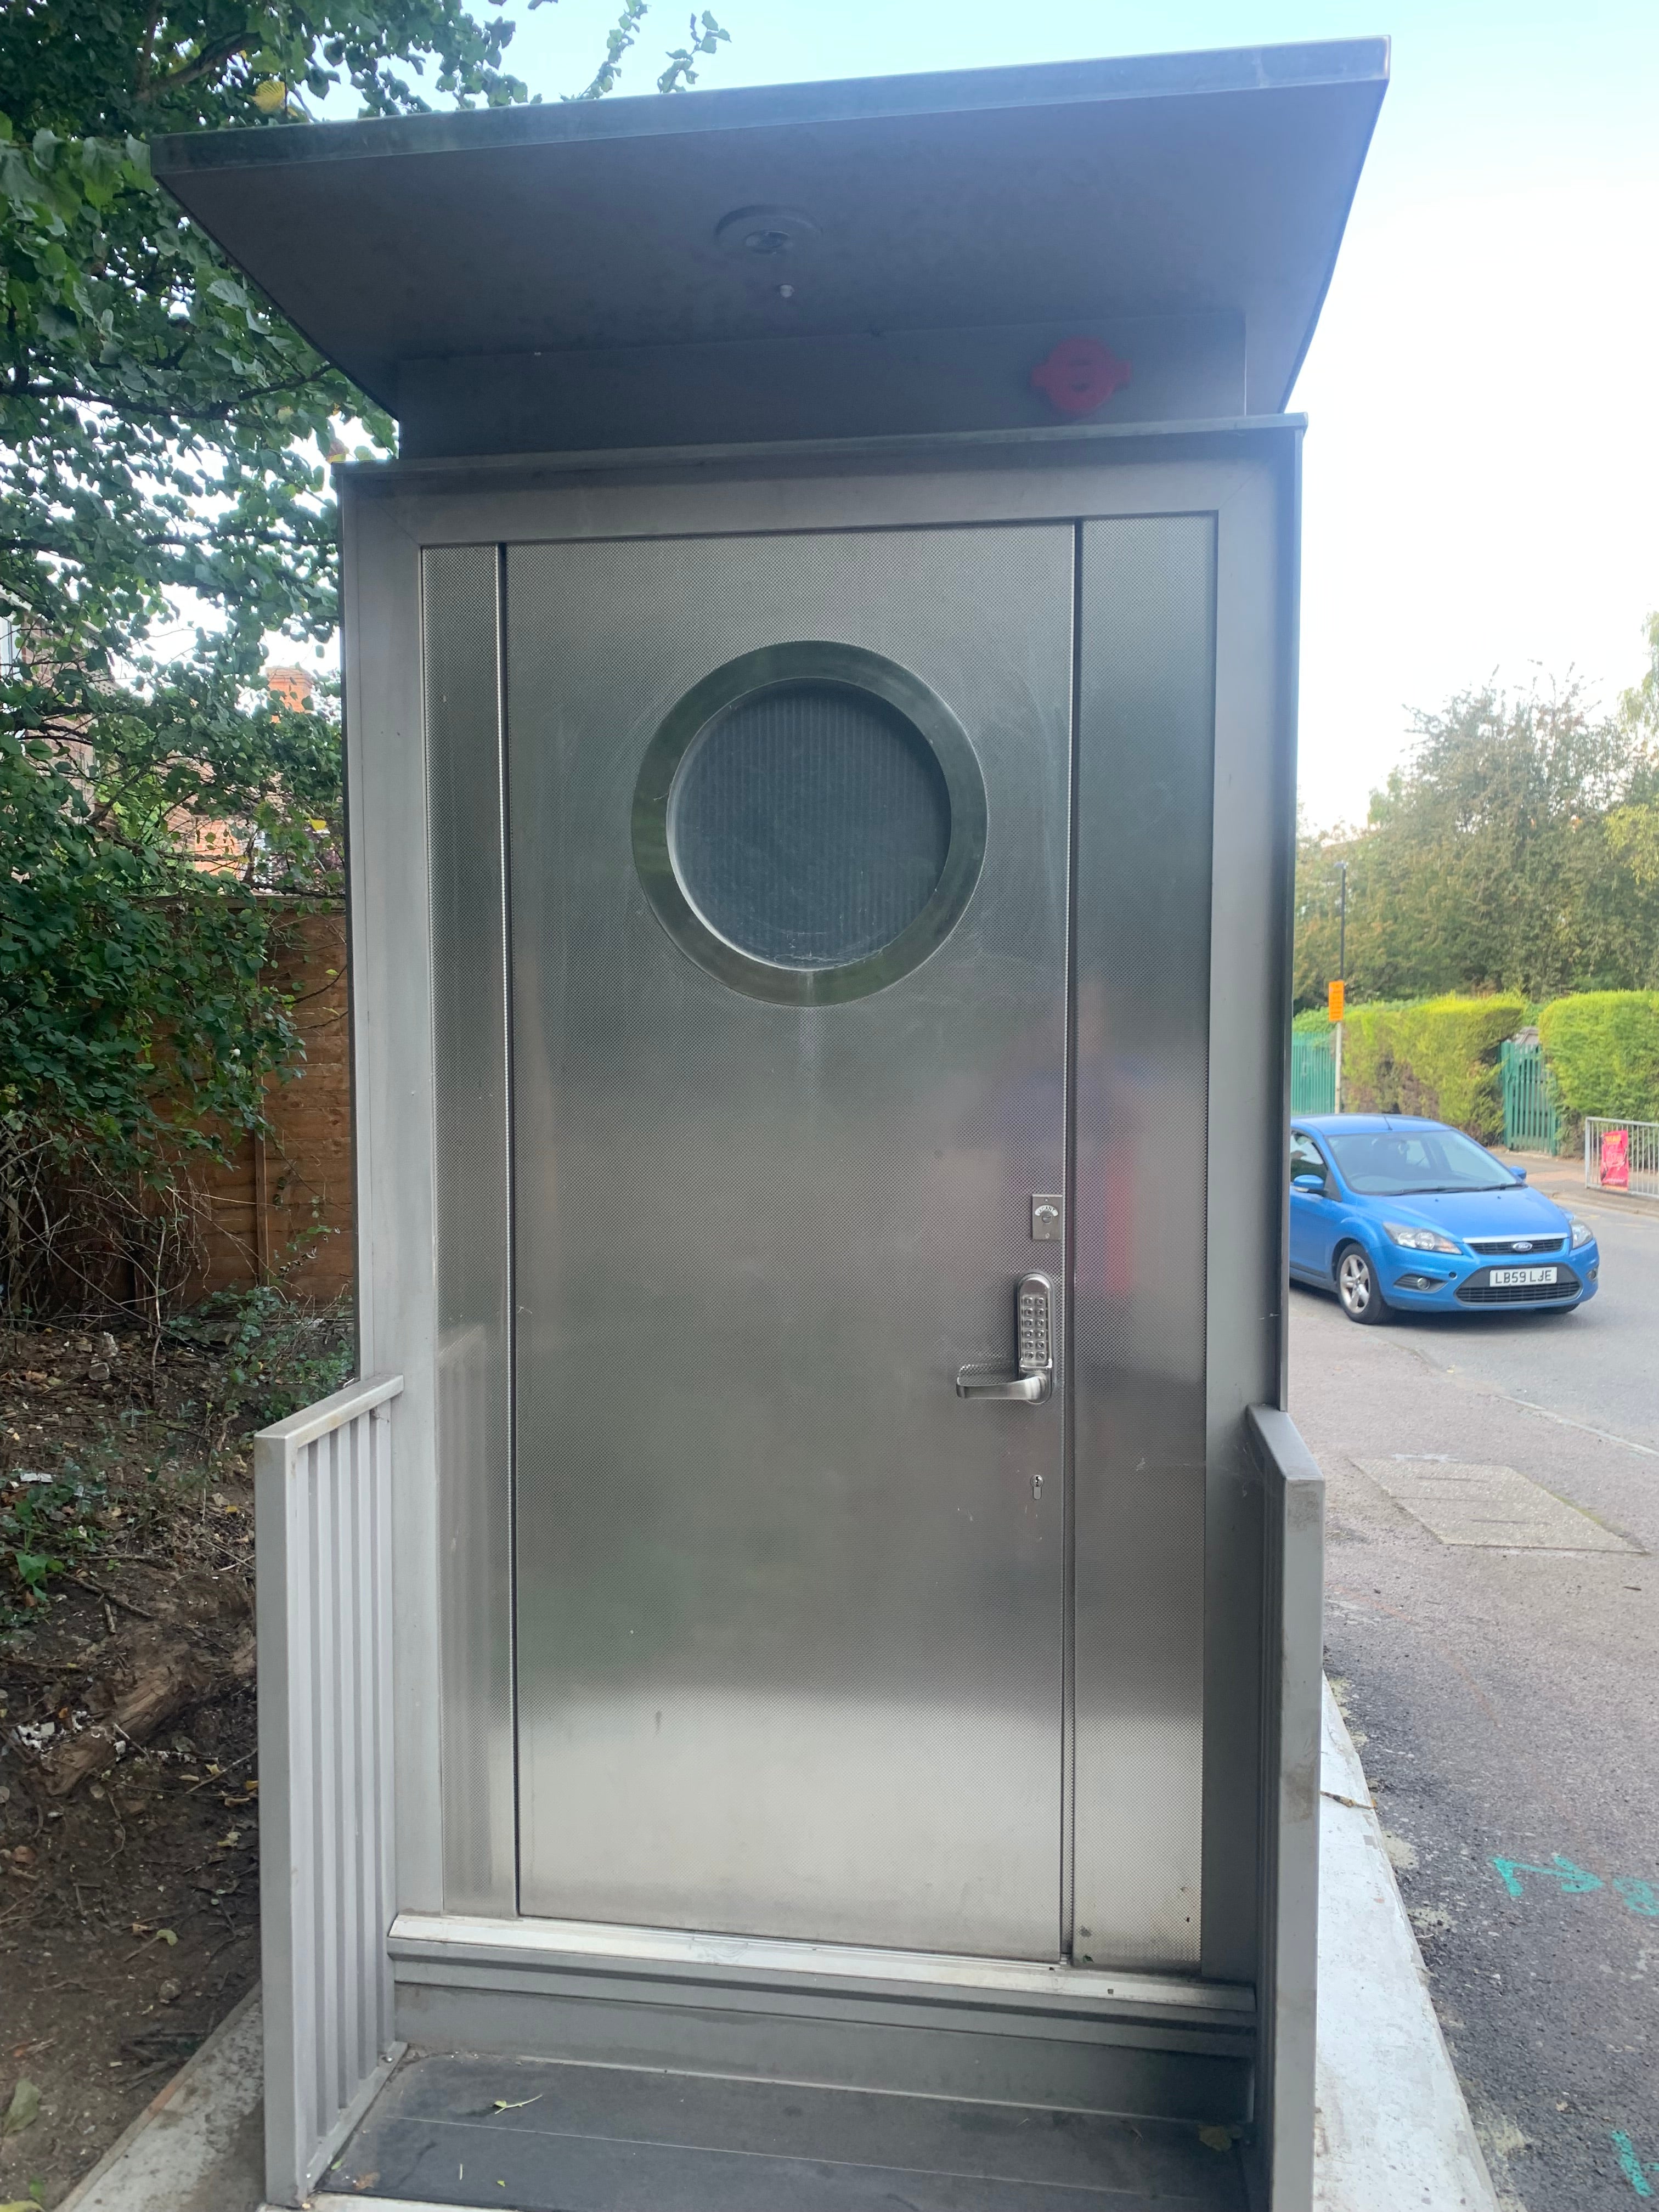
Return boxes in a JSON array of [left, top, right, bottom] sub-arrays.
[[1324, 1127, 1514, 1195]]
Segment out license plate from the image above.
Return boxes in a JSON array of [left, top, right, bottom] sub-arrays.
[[1489, 1265, 1560, 1288]]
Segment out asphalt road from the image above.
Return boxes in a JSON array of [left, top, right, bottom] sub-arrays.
[[1289, 1165, 1659, 2212]]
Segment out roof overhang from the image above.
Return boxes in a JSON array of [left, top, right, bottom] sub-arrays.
[[153, 38, 1387, 430]]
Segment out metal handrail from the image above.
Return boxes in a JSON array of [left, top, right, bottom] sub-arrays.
[[257, 1368, 404, 1451]]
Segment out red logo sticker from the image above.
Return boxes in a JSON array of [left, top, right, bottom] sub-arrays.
[[1030, 337, 1132, 417]]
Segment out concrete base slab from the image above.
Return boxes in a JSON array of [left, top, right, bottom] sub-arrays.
[[57, 1685, 1498, 2212]]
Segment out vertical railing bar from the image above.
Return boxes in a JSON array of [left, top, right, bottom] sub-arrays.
[[352, 1413, 373, 2086], [373, 1401, 397, 2050], [314, 1429, 341, 2142], [356, 1410, 376, 2076], [337, 1420, 356, 2109], [295, 1438, 322, 2186], [334, 1424, 353, 2115], [360, 1410, 380, 2058], [334, 1414, 361, 2101], [359, 1408, 382, 2069]]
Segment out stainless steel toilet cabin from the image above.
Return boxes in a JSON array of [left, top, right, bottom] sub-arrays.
[[156, 40, 1385, 2212]]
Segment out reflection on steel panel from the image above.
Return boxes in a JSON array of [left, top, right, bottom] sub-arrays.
[[508, 526, 1072, 1958], [424, 546, 516, 1912], [1073, 515, 1216, 1971]]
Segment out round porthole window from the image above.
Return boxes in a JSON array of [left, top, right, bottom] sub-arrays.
[[633, 643, 986, 1005]]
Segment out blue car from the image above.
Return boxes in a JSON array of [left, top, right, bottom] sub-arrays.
[[1289, 1114, 1600, 1324]]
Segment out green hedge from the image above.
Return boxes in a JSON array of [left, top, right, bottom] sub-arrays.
[[1341, 995, 1526, 1142], [1536, 992, 1659, 1126]]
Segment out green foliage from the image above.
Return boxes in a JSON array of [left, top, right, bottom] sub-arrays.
[[165, 1284, 353, 1434], [1341, 995, 1527, 1141], [1, 1468, 109, 1632], [1295, 627, 1659, 1009], [1605, 761, 1659, 895], [1, 0, 731, 1313], [1, 725, 300, 1148], [0, 687, 320, 1312], [570, 3, 730, 99], [1536, 992, 1659, 1126]]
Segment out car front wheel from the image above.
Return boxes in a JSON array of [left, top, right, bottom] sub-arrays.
[[1336, 1243, 1391, 1325]]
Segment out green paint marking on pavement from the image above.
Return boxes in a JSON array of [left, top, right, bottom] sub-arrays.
[[1612, 2131, 1656, 2198], [1491, 1854, 1602, 1899], [1491, 1855, 1659, 1917]]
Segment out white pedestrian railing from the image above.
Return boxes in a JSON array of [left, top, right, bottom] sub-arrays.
[[1585, 1118, 1659, 1201], [255, 1372, 404, 2207]]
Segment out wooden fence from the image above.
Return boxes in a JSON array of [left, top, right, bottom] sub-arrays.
[[187, 908, 354, 1303]]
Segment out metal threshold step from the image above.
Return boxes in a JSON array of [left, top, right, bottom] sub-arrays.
[[321, 2050, 1249, 2211]]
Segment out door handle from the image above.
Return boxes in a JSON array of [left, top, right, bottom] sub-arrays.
[[956, 1273, 1054, 1403]]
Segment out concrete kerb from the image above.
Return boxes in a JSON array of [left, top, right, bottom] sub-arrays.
[[1314, 1682, 1500, 2211], [53, 1686, 1498, 2212], [53, 1982, 264, 2212]]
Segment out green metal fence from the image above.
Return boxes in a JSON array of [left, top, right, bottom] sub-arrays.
[[1500, 1037, 1559, 1154], [1290, 1032, 1336, 1116]]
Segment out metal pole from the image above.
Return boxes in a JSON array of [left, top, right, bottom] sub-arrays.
[[1334, 863, 1347, 1114], [1338, 862, 1347, 993]]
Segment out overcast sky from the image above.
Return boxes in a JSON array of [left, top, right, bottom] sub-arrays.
[[416, 1, 1659, 827]]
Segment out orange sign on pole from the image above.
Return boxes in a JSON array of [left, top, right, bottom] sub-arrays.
[[1328, 979, 1345, 1023]]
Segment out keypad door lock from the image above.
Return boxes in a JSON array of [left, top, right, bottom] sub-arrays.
[[955, 1273, 1056, 1404]]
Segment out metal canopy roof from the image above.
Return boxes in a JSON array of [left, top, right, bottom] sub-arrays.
[[153, 38, 1387, 422]]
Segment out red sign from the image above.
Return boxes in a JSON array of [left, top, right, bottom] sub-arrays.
[[1030, 337, 1132, 417], [1600, 1127, 1630, 1190]]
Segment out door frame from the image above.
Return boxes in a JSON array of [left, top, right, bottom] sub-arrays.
[[341, 418, 1300, 1992]]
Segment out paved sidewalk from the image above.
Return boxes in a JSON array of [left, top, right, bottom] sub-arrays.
[[1492, 1143, 1652, 1213], [57, 1685, 1496, 2212]]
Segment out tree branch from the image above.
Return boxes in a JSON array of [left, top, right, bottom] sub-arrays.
[[133, 0, 165, 94], [145, 32, 259, 97]]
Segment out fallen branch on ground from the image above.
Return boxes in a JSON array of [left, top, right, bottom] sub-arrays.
[[36, 1625, 256, 1798]]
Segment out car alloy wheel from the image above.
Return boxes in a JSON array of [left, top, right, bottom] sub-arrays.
[[1337, 1244, 1390, 1325]]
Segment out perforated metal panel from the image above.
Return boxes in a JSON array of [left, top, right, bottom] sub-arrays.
[[670, 680, 950, 969], [509, 524, 1073, 1957]]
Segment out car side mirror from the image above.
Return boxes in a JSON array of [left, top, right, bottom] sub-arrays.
[[1510, 1166, 1527, 1183], [1292, 1173, 1327, 1194]]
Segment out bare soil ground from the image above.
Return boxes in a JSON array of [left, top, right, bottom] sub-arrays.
[[0, 1299, 348, 2209]]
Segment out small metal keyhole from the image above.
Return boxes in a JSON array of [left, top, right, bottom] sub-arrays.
[[1031, 1472, 1044, 1499]]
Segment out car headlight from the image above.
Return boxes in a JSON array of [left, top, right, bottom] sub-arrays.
[[1383, 1221, 1463, 1255], [1570, 1218, 1595, 1250]]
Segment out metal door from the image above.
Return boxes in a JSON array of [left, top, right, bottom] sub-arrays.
[[509, 526, 1073, 1959]]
